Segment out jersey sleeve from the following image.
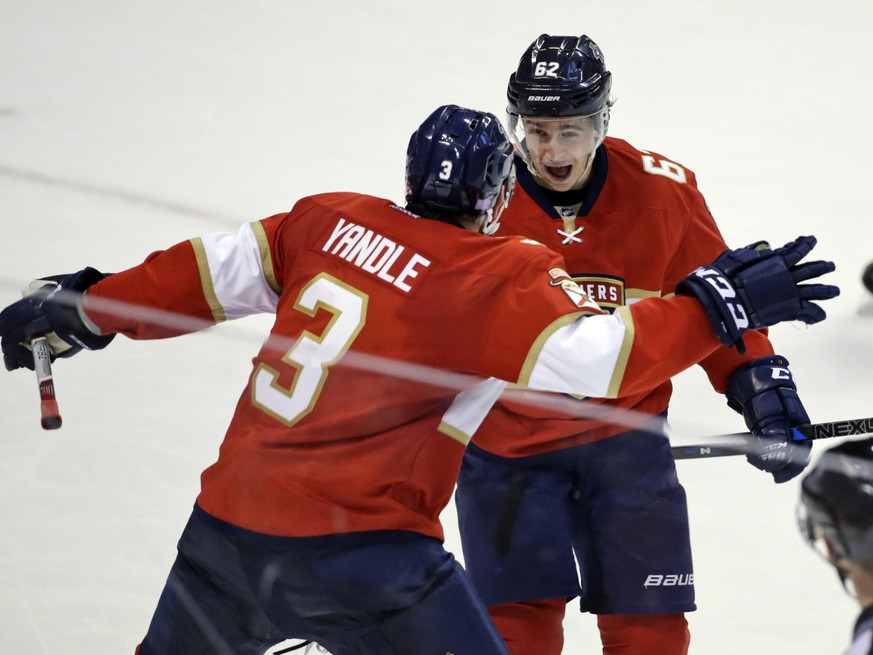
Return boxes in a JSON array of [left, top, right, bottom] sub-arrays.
[[477, 244, 725, 400], [697, 330, 775, 392], [471, 244, 608, 388], [519, 295, 722, 399], [84, 220, 281, 339], [658, 166, 776, 392]]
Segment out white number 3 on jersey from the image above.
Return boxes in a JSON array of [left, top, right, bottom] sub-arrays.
[[253, 274, 367, 426]]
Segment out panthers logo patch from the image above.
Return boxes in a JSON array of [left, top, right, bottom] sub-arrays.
[[547, 268, 602, 312]]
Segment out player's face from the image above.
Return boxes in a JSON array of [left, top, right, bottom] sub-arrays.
[[522, 116, 599, 192]]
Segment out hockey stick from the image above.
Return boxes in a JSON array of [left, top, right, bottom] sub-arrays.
[[273, 641, 314, 654], [32, 336, 62, 430], [671, 416, 873, 460]]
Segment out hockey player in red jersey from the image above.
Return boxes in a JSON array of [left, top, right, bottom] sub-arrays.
[[0, 104, 836, 655], [454, 34, 824, 655]]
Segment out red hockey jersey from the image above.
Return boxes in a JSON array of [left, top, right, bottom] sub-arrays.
[[84, 192, 724, 539], [471, 137, 774, 457]]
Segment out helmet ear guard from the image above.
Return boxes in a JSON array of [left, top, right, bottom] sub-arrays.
[[479, 163, 517, 236], [405, 104, 516, 225]]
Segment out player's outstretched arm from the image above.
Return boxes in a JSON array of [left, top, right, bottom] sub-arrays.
[[597, 235, 838, 400], [0, 268, 115, 371], [676, 235, 839, 354], [495, 236, 838, 402]]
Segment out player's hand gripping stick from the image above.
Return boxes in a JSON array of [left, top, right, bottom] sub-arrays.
[[32, 336, 62, 430]]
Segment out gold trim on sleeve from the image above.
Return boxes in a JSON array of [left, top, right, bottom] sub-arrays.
[[250, 221, 281, 295], [189, 237, 227, 324], [517, 311, 588, 386], [437, 421, 472, 446], [607, 306, 636, 398]]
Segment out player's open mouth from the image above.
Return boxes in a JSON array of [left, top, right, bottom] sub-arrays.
[[545, 164, 573, 181]]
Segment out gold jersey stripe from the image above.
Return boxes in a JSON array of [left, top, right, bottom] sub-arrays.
[[189, 237, 227, 324], [626, 288, 662, 301], [608, 306, 636, 398], [437, 421, 472, 446], [250, 221, 281, 295]]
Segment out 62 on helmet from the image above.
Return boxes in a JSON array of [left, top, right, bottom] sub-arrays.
[[507, 33, 612, 119], [505, 35, 614, 190]]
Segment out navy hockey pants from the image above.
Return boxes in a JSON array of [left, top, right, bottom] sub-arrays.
[[456, 426, 695, 615], [138, 504, 509, 655]]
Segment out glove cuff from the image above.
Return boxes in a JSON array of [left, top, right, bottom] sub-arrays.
[[43, 268, 115, 351], [726, 355, 793, 406], [726, 355, 809, 434], [677, 266, 748, 353], [726, 354, 812, 483]]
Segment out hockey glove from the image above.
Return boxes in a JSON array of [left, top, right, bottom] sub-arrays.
[[0, 267, 115, 371], [677, 236, 839, 353], [726, 355, 812, 483]]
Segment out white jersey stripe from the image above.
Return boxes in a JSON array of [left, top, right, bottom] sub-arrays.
[[438, 378, 508, 445], [523, 311, 630, 399], [198, 224, 280, 320]]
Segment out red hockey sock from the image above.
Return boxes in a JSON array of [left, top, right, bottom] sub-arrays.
[[488, 598, 566, 655], [597, 613, 690, 655]]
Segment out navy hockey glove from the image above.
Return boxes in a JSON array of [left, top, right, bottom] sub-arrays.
[[677, 236, 839, 353], [726, 355, 812, 483], [0, 267, 115, 371]]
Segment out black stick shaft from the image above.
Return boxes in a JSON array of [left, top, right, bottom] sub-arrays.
[[672, 417, 873, 460]]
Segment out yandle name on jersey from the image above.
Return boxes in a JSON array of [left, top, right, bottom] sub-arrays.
[[322, 215, 432, 294], [322, 211, 598, 311]]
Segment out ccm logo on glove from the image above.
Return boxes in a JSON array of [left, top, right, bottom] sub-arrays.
[[693, 268, 749, 330]]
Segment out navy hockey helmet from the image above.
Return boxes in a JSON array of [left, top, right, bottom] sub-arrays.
[[798, 437, 873, 563], [507, 34, 612, 119], [405, 104, 515, 231]]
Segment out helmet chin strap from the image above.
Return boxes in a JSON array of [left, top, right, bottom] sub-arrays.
[[480, 205, 505, 235], [574, 150, 597, 188], [569, 129, 606, 189], [480, 209, 497, 235], [837, 565, 858, 600]]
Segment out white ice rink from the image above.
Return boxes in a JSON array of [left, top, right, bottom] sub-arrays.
[[1, 1, 872, 653]]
